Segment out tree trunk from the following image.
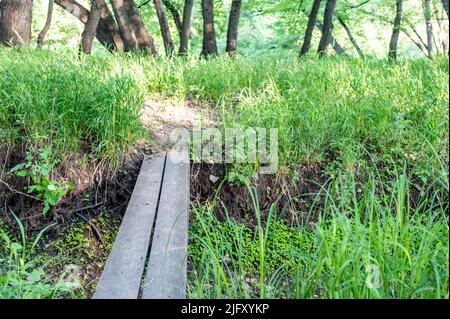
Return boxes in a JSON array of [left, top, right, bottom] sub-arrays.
[[434, 1, 448, 54], [178, 0, 194, 55], [162, 0, 182, 36], [37, 0, 54, 48], [55, 0, 124, 51], [81, 0, 105, 54], [226, 0, 242, 57], [337, 15, 364, 58], [441, 0, 449, 19], [315, 20, 346, 55], [424, 0, 433, 57], [317, 0, 337, 56], [0, 0, 34, 46], [300, 0, 321, 56], [154, 0, 174, 56], [388, 0, 402, 60], [127, 0, 157, 53], [109, 0, 138, 50], [201, 0, 218, 57], [299, 6, 346, 56]]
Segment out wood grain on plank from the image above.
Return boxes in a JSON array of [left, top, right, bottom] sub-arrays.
[[93, 156, 165, 299], [142, 150, 189, 299]]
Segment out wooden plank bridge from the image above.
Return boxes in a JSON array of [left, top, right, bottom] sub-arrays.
[[93, 151, 189, 299]]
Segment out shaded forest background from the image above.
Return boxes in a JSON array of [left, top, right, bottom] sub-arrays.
[[1, 0, 449, 59]]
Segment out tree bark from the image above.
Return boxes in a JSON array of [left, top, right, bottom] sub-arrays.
[[201, 0, 218, 57], [424, 0, 433, 57], [300, 0, 321, 56], [81, 0, 104, 54], [317, 0, 337, 56], [315, 20, 345, 56], [337, 15, 364, 58], [437, 6, 449, 54], [299, 5, 346, 56], [0, 0, 34, 46], [441, 0, 449, 19], [37, 0, 54, 48], [178, 0, 194, 55], [162, 0, 182, 36], [154, 0, 174, 56], [55, 0, 124, 51], [388, 0, 402, 60], [226, 0, 242, 57], [127, 0, 157, 53], [109, 0, 138, 50]]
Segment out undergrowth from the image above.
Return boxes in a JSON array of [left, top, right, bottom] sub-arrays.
[[188, 169, 449, 299]]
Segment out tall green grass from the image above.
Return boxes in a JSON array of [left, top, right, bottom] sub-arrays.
[[140, 55, 448, 197], [0, 49, 448, 299], [188, 169, 449, 299], [0, 49, 147, 164]]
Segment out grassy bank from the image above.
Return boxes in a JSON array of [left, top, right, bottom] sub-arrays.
[[0, 49, 146, 166], [0, 49, 448, 298]]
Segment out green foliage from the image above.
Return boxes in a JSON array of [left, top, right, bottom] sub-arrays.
[[188, 170, 449, 299], [0, 214, 79, 299], [9, 148, 75, 214], [0, 49, 146, 166]]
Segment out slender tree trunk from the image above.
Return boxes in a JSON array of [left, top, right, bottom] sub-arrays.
[[201, 0, 218, 57], [178, 0, 194, 55], [154, 0, 174, 56], [439, 9, 449, 54], [226, 0, 242, 57], [162, 0, 182, 36], [337, 15, 364, 58], [315, 20, 346, 55], [55, 0, 124, 51], [434, 1, 448, 54], [317, 0, 337, 56], [300, 0, 321, 56], [127, 0, 157, 53], [424, 0, 433, 57], [0, 0, 34, 46], [37, 0, 54, 48], [388, 0, 402, 60], [406, 20, 428, 50], [81, 0, 104, 54], [299, 6, 346, 56], [441, 0, 449, 19]]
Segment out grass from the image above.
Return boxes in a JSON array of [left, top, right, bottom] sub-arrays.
[[0, 49, 448, 299], [0, 214, 79, 298], [0, 48, 147, 166], [188, 169, 449, 299]]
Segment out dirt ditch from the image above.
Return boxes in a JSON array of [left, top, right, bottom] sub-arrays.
[[190, 162, 328, 228], [0, 146, 147, 296]]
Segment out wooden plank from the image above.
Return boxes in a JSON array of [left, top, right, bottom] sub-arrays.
[[141, 151, 190, 299], [93, 156, 166, 299]]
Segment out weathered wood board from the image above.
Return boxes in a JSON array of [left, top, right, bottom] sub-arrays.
[[141, 152, 190, 299], [93, 156, 166, 299]]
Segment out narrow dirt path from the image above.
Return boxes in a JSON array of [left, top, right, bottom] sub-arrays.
[[141, 99, 217, 155]]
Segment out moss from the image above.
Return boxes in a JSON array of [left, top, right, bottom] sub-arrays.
[[189, 218, 316, 275]]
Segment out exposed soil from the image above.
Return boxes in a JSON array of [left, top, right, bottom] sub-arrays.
[[0, 145, 146, 297], [190, 162, 329, 228], [0, 146, 144, 231]]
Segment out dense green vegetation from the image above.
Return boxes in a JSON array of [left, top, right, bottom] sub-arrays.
[[0, 48, 449, 299], [0, 50, 146, 165], [0, 0, 449, 300]]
